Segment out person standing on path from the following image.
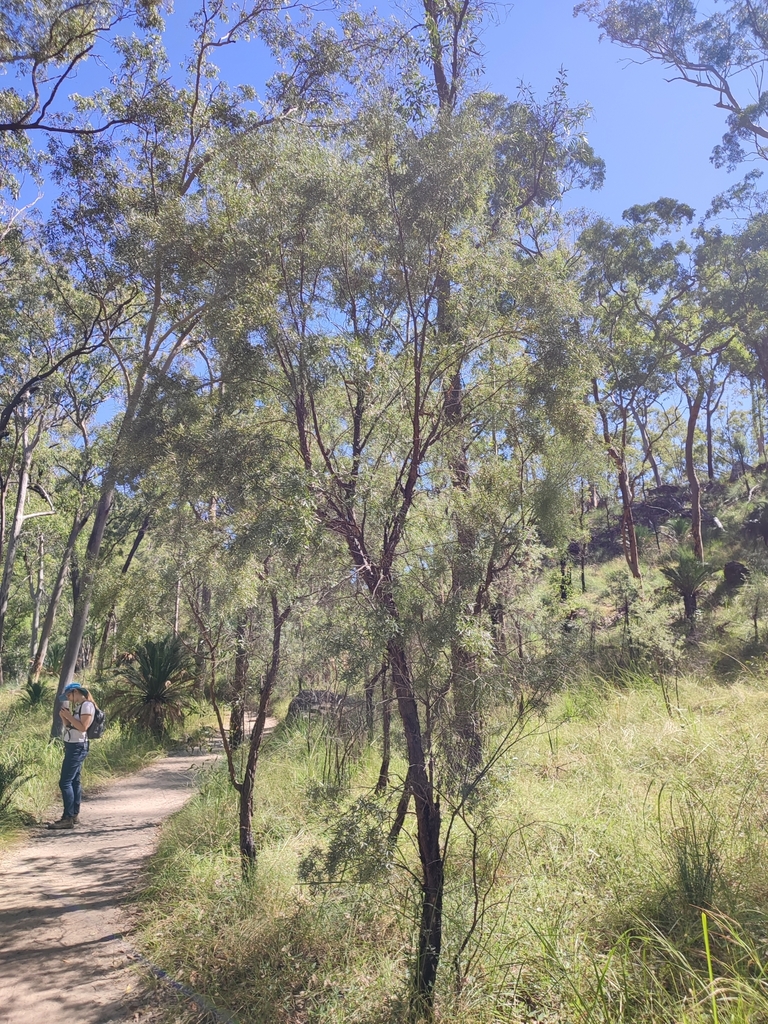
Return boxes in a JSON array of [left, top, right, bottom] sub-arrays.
[[47, 682, 95, 830]]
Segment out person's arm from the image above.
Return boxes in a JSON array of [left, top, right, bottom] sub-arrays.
[[59, 706, 94, 732]]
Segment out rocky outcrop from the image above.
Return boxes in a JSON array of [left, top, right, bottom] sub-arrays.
[[287, 689, 365, 727]]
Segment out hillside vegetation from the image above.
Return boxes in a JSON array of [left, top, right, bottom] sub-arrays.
[[4, 1, 768, 1021]]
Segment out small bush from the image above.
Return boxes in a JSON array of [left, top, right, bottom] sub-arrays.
[[18, 680, 52, 710], [0, 751, 33, 816]]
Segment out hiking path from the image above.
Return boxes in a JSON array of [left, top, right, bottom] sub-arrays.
[[0, 718, 277, 1024]]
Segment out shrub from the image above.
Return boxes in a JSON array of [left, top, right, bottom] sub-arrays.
[[660, 551, 719, 619], [18, 680, 52, 710], [108, 635, 195, 738], [0, 751, 33, 816]]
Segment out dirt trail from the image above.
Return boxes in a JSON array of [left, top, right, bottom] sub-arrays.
[[0, 719, 277, 1024]]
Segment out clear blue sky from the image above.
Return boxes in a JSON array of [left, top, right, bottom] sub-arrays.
[[478, 1, 736, 222]]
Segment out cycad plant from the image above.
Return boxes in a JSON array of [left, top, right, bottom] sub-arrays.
[[19, 680, 52, 710], [666, 517, 691, 544], [660, 551, 719, 619], [110, 635, 194, 738]]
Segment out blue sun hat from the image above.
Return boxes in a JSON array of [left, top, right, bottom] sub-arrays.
[[63, 683, 84, 693]]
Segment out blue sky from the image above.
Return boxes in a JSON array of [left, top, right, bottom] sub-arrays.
[[212, 0, 743, 223], [21, 2, 744, 226], [479, 1, 739, 222]]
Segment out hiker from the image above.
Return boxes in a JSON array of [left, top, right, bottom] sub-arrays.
[[46, 683, 95, 830]]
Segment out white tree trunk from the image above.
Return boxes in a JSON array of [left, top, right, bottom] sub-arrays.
[[0, 434, 33, 663]]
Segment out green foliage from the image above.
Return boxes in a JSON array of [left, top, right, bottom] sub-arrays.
[[108, 635, 195, 738], [0, 750, 32, 816], [660, 551, 720, 618], [666, 517, 691, 544], [576, 0, 768, 168], [18, 680, 52, 710], [132, 675, 768, 1024], [299, 797, 393, 887], [659, 791, 721, 917]]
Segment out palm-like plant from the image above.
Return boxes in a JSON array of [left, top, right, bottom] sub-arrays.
[[660, 551, 719, 619], [666, 517, 691, 544], [110, 635, 194, 738], [19, 680, 52, 710]]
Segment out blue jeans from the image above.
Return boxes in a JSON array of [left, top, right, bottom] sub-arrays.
[[59, 741, 88, 818]]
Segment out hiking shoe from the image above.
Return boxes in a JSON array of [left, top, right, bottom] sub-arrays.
[[72, 814, 79, 824], [46, 816, 75, 830]]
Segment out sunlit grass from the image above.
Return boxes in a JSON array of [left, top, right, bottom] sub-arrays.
[[134, 673, 768, 1023], [0, 683, 204, 844]]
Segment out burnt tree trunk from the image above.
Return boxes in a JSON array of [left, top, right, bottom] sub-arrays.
[[387, 636, 443, 1013], [376, 662, 392, 793]]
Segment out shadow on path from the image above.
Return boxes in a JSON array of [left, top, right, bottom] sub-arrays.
[[0, 755, 214, 1024]]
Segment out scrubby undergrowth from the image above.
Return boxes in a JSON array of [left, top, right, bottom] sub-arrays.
[[134, 672, 768, 1024]]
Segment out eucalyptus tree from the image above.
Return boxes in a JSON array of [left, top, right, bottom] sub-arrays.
[[235, 110, 482, 1013], [144, 387, 329, 873], [415, 1, 603, 766], [222, 36, 601, 1013], [0, 0, 164, 195], [0, 286, 114, 683], [695, 208, 768, 405], [581, 199, 741, 562], [44, 0, 351, 720], [580, 209, 682, 577], [577, 0, 768, 168]]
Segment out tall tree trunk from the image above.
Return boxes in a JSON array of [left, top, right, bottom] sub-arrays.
[[685, 390, 705, 561], [30, 503, 92, 685], [0, 435, 33, 671], [95, 513, 151, 677], [0, 474, 7, 564], [25, 532, 45, 663], [632, 405, 662, 487], [95, 609, 117, 678], [194, 580, 212, 693], [376, 663, 392, 793], [52, 376, 148, 733], [594, 384, 641, 579], [705, 399, 715, 482], [364, 660, 387, 745], [51, 481, 116, 737], [237, 593, 289, 873], [444, 369, 483, 768], [614, 458, 642, 580], [752, 380, 766, 462], [230, 611, 250, 752], [387, 636, 443, 1015]]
